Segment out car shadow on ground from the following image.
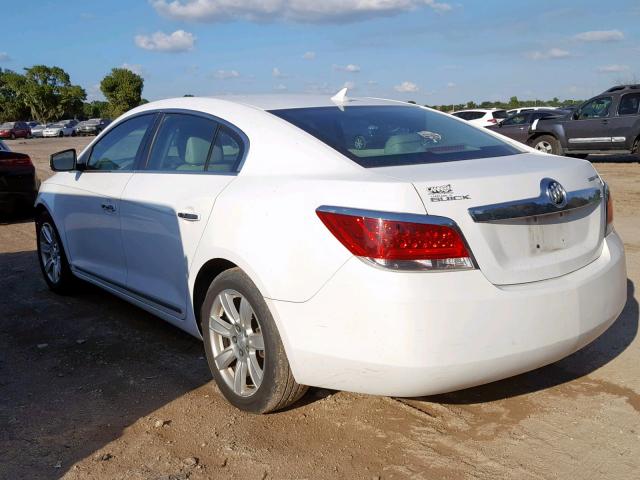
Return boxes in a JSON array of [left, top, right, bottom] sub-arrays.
[[421, 279, 638, 405], [0, 249, 214, 479]]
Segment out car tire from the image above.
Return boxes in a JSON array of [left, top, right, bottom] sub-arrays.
[[36, 210, 76, 294], [529, 135, 561, 155], [58, 132, 64, 138], [353, 135, 367, 150], [201, 267, 307, 413], [632, 138, 640, 162]]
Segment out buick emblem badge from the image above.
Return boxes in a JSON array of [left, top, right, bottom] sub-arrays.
[[546, 180, 567, 207]]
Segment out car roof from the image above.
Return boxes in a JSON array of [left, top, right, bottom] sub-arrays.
[[203, 94, 407, 111], [452, 108, 505, 113]]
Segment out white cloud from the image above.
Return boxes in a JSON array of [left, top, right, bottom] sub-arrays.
[[333, 63, 361, 73], [0, 52, 10, 61], [134, 30, 195, 52], [394, 81, 419, 93], [574, 30, 624, 42], [446, 82, 456, 88], [597, 64, 630, 73], [274, 83, 287, 91], [302, 51, 316, 60], [121, 63, 144, 76], [526, 48, 570, 60], [213, 69, 240, 79], [150, 0, 452, 23], [343, 81, 356, 90], [272, 67, 289, 78]]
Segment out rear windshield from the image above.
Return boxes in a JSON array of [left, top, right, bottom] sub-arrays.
[[492, 110, 508, 119], [452, 111, 485, 120], [270, 106, 521, 168]]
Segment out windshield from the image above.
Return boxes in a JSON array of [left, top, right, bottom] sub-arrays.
[[1, 122, 15, 128], [50, 123, 64, 128], [270, 106, 521, 168]]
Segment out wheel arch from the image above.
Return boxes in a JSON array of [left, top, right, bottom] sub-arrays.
[[192, 258, 238, 334]]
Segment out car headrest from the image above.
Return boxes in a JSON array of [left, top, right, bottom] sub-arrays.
[[384, 133, 425, 155], [184, 136, 210, 166]]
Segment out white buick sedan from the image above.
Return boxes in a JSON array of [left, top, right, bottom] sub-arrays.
[[36, 92, 627, 413]]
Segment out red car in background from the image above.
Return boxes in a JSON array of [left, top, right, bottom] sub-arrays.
[[0, 121, 31, 139]]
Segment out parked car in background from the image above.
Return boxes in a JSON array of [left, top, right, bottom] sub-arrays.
[[76, 118, 111, 136], [506, 106, 558, 115], [527, 84, 640, 157], [451, 108, 508, 127], [30, 123, 49, 138], [43, 120, 78, 138], [37, 94, 625, 413], [0, 140, 39, 214], [487, 109, 564, 144], [0, 121, 31, 139]]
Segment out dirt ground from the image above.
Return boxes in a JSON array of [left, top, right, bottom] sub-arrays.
[[1, 137, 638, 480]]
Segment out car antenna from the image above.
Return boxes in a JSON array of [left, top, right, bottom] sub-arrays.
[[331, 87, 350, 111]]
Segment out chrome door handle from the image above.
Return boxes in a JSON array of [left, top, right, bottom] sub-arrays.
[[101, 203, 116, 213], [178, 212, 200, 221]]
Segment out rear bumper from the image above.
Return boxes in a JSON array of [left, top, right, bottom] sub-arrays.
[[0, 171, 39, 209], [270, 232, 627, 396]]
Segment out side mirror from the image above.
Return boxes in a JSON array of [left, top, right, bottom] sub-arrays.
[[50, 149, 77, 171], [572, 112, 579, 120]]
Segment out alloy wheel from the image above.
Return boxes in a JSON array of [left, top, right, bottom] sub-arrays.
[[535, 140, 553, 154], [39, 223, 62, 284], [208, 289, 265, 397]]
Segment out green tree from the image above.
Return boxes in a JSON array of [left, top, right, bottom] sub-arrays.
[[15, 65, 86, 122], [0, 69, 30, 122], [100, 68, 144, 118], [82, 100, 109, 119]]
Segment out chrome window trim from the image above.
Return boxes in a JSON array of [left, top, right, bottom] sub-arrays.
[[468, 178, 602, 223]]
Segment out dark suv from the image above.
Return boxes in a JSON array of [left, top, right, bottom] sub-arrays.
[[527, 84, 640, 157]]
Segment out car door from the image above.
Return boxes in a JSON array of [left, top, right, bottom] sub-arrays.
[[56, 113, 157, 286], [496, 113, 530, 143], [119, 112, 245, 319], [607, 92, 640, 150], [564, 96, 613, 150]]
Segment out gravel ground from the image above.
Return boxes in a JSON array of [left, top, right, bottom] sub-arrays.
[[1, 137, 638, 480]]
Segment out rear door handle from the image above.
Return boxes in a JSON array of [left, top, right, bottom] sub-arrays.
[[101, 203, 116, 213], [178, 212, 200, 221]]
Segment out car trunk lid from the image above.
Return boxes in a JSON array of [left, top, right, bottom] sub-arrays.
[[377, 153, 605, 285]]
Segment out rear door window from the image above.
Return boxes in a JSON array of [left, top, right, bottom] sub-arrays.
[[618, 93, 640, 116], [492, 110, 508, 119], [271, 106, 521, 168], [502, 114, 529, 126], [207, 128, 244, 173], [453, 111, 485, 121], [145, 114, 218, 172]]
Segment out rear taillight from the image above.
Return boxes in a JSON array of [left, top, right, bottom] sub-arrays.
[[316, 206, 475, 271], [487, 118, 497, 124], [605, 183, 614, 236], [0, 155, 32, 167]]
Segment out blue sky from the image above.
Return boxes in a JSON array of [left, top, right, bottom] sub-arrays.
[[1, 0, 638, 104]]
